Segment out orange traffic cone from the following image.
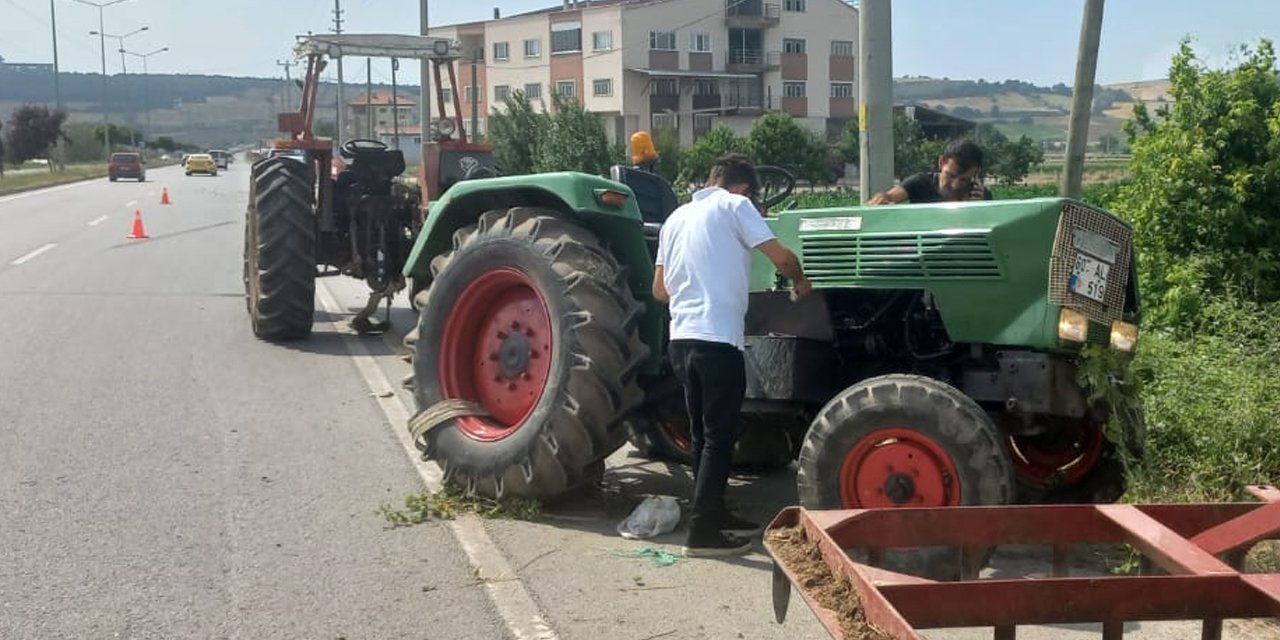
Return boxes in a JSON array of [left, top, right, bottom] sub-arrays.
[[160, 187, 171, 205], [126, 208, 149, 239]]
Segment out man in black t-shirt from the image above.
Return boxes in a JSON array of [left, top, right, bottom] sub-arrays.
[[868, 138, 992, 205]]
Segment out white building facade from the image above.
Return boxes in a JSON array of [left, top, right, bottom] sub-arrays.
[[428, 0, 859, 146]]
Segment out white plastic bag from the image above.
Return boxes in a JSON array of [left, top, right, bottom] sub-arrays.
[[616, 495, 681, 540]]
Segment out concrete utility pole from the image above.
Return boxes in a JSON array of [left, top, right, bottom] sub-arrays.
[[420, 0, 431, 135], [366, 58, 373, 138], [49, 0, 64, 169], [858, 0, 894, 203], [276, 59, 298, 109], [391, 58, 400, 149], [1061, 0, 1106, 199], [333, 0, 345, 143]]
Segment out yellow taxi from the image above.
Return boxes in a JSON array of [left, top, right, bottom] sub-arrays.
[[185, 153, 218, 176]]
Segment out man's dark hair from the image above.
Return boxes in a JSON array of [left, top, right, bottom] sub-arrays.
[[942, 139, 984, 172], [708, 152, 760, 199]]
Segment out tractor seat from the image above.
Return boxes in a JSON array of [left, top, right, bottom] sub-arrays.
[[610, 165, 679, 228]]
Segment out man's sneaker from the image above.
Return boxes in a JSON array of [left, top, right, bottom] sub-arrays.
[[719, 511, 762, 535], [682, 531, 753, 557]]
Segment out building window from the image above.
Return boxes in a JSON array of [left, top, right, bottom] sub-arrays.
[[494, 85, 511, 102], [592, 78, 613, 97], [524, 83, 542, 99], [783, 38, 807, 54], [651, 78, 679, 96], [693, 79, 718, 96], [592, 30, 613, 51], [649, 31, 676, 51], [493, 41, 510, 60], [783, 82, 806, 98], [442, 87, 454, 103], [783, 0, 806, 11], [551, 22, 582, 54], [830, 82, 854, 98], [690, 33, 712, 53], [465, 86, 479, 104], [652, 112, 677, 131], [556, 80, 576, 98], [831, 40, 854, 57], [523, 38, 541, 58]]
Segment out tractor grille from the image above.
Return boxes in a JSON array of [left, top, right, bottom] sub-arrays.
[[1048, 201, 1133, 326], [800, 231, 1002, 284]]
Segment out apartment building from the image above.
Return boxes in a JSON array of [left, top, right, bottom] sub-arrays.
[[345, 91, 419, 140], [427, 0, 859, 146]]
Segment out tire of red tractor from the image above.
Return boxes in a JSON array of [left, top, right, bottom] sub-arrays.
[[796, 374, 1014, 580], [412, 207, 648, 500], [1010, 429, 1129, 504], [244, 157, 316, 341]]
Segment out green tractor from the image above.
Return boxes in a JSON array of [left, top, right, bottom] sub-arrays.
[[400, 140, 1143, 512]]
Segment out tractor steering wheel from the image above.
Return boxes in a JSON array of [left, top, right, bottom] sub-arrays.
[[756, 165, 796, 213], [340, 138, 388, 159]]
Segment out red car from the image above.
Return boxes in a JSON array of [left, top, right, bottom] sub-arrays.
[[108, 152, 146, 182]]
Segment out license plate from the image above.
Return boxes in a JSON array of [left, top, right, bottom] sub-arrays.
[[1069, 253, 1111, 302]]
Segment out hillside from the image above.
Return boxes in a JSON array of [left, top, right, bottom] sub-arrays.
[[896, 75, 1173, 148], [0, 64, 1169, 150], [0, 65, 412, 148]]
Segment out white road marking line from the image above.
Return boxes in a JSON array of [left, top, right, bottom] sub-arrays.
[[316, 282, 559, 640], [10, 243, 56, 265], [88, 215, 109, 226], [124, 200, 137, 208]]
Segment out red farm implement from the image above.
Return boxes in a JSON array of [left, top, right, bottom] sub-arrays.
[[764, 485, 1280, 639]]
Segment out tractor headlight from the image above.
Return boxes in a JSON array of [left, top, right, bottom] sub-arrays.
[[1110, 320, 1139, 352], [1058, 308, 1088, 343]]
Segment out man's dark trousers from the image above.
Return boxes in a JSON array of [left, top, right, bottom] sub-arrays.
[[668, 338, 746, 538]]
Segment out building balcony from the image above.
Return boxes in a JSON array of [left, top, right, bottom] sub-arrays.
[[725, 1, 781, 28], [726, 49, 781, 73]]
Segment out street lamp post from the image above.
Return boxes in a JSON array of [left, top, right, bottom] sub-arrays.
[[71, 0, 132, 160], [91, 26, 148, 147], [121, 47, 168, 141]]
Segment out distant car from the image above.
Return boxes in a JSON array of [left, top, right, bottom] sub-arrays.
[[209, 150, 231, 169], [185, 153, 218, 176], [108, 152, 146, 182], [267, 147, 306, 162]]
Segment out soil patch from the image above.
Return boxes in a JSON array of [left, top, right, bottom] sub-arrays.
[[766, 525, 898, 640]]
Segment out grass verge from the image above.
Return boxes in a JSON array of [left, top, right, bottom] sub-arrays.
[[0, 165, 108, 196]]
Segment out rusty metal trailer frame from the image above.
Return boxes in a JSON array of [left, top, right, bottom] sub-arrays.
[[765, 485, 1280, 639]]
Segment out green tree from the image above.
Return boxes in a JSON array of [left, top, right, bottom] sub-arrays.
[[93, 123, 142, 149], [534, 93, 614, 175], [4, 104, 68, 167], [837, 121, 859, 166], [678, 124, 747, 185], [744, 112, 831, 184], [651, 126, 682, 183], [486, 90, 550, 175], [893, 112, 946, 179], [1116, 38, 1280, 327], [972, 122, 1044, 185]]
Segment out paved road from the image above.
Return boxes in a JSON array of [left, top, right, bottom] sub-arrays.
[[1, 166, 1275, 640]]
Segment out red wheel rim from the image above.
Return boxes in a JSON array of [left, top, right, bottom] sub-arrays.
[[438, 268, 553, 442], [1009, 423, 1105, 485], [665, 422, 693, 454], [838, 428, 962, 508]]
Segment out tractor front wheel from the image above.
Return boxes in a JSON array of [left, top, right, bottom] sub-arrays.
[[797, 374, 1014, 580], [412, 207, 647, 499], [243, 157, 316, 340]]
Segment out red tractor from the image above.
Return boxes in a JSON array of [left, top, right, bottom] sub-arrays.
[[244, 34, 496, 338]]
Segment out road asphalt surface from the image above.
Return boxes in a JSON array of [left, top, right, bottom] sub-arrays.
[[1, 163, 1276, 639]]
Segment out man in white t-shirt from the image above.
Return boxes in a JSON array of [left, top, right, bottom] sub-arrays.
[[653, 153, 811, 557]]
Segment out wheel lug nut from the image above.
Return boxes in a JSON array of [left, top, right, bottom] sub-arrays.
[[525, 328, 535, 337], [507, 383, 517, 391], [497, 331, 508, 339], [529, 351, 539, 359], [493, 375, 503, 382], [511, 321, 521, 330], [522, 373, 532, 381], [488, 352, 499, 361]]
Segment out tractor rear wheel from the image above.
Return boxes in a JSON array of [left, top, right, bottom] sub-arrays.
[[412, 207, 647, 499], [1009, 420, 1129, 504], [244, 157, 316, 341], [797, 374, 1014, 580]]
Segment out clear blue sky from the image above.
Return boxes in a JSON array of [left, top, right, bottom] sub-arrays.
[[1, 0, 1276, 86]]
